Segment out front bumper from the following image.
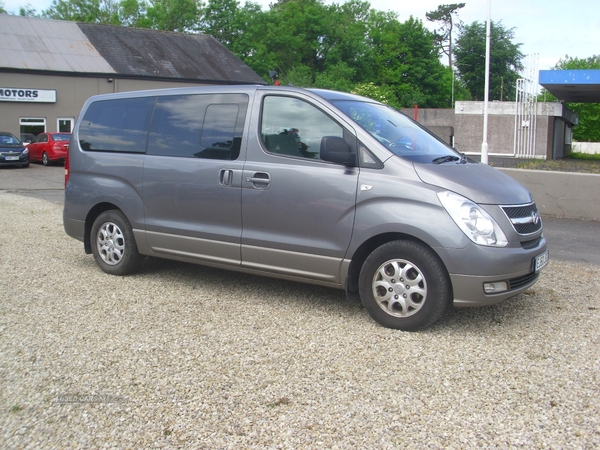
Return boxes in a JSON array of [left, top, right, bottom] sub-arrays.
[[0, 155, 29, 166], [451, 267, 543, 307], [435, 235, 548, 307]]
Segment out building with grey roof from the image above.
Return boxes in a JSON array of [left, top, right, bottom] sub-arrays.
[[0, 14, 265, 138]]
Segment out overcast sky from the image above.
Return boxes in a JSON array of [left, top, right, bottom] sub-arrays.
[[3, 0, 599, 72]]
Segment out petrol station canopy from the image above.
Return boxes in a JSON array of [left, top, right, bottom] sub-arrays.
[[539, 70, 600, 103]]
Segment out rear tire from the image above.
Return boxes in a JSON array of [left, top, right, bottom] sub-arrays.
[[91, 210, 142, 275], [359, 240, 451, 331], [42, 152, 51, 166]]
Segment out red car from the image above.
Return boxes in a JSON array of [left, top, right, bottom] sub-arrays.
[[28, 132, 71, 166]]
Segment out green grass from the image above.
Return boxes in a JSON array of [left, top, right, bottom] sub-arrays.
[[512, 156, 600, 174], [569, 151, 600, 161]]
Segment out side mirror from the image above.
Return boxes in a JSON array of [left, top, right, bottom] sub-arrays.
[[320, 136, 356, 167]]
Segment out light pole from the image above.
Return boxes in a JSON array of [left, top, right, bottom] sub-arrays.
[[481, 0, 491, 165]]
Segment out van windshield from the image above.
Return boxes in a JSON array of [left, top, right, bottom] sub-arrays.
[[331, 100, 463, 164]]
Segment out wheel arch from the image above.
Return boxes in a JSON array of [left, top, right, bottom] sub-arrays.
[[84, 202, 122, 254], [346, 232, 451, 300]]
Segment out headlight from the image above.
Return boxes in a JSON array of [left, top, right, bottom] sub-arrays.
[[22, 147, 29, 156], [438, 191, 508, 247]]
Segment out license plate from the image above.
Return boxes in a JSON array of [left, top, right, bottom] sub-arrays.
[[5, 156, 19, 161], [534, 250, 549, 272]]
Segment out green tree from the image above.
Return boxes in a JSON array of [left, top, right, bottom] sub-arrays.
[[145, 0, 202, 32], [195, 0, 278, 82], [201, 0, 241, 45], [454, 20, 524, 101], [263, 0, 332, 80], [119, 0, 152, 27], [232, 3, 276, 80], [243, 0, 361, 87], [542, 55, 600, 142], [315, 0, 373, 87], [351, 82, 401, 108], [43, 0, 121, 24], [199, 0, 278, 82], [426, 2, 465, 67], [0, 1, 40, 17], [367, 12, 451, 107], [18, 4, 39, 15], [42, 0, 202, 30], [30, 0, 451, 108]]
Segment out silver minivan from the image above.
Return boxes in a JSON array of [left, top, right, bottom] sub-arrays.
[[64, 85, 548, 330]]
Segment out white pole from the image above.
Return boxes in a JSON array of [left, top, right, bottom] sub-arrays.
[[481, 0, 491, 164]]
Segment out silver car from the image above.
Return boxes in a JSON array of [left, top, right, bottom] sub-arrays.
[[64, 86, 548, 330]]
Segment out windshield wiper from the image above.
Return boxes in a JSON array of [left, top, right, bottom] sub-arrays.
[[432, 155, 460, 164]]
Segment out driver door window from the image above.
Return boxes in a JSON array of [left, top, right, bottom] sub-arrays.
[[260, 96, 343, 160]]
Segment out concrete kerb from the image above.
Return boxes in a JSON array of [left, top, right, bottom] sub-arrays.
[[498, 168, 600, 220]]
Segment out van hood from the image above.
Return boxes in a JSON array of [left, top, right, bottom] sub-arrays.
[[414, 162, 533, 205]]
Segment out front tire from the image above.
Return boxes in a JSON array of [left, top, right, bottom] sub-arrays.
[[359, 240, 451, 331], [91, 210, 141, 275]]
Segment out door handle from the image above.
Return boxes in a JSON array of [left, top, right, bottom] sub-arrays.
[[219, 169, 233, 186], [246, 172, 271, 189]]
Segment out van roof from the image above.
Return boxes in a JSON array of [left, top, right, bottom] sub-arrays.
[[308, 88, 379, 103], [82, 85, 381, 106]]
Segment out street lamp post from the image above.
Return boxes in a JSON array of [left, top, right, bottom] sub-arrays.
[[481, 0, 491, 165]]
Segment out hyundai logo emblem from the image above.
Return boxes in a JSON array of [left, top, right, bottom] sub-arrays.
[[531, 211, 540, 225]]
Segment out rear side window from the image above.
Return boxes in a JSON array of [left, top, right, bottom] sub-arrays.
[[78, 97, 155, 153], [147, 93, 248, 160], [199, 104, 239, 158]]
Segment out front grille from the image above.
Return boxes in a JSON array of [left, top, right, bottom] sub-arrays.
[[501, 203, 542, 235], [508, 271, 539, 290], [521, 237, 541, 249]]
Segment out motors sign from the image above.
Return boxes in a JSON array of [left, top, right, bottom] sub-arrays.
[[0, 88, 56, 103]]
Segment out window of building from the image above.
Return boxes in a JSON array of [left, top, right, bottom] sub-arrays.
[[58, 118, 74, 133], [20, 117, 46, 138]]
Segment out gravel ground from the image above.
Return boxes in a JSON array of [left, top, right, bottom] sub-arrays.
[[1, 192, 599, 449]]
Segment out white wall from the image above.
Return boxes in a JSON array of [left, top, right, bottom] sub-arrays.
[[499, 168, 600, 220], [572, 142, 600, 154]]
